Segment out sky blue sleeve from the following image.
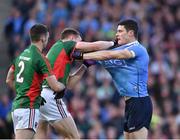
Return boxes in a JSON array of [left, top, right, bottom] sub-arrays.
[[126, 45, 143, 58]]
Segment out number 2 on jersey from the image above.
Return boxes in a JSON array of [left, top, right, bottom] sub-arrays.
[[16, 61, 25, 83]]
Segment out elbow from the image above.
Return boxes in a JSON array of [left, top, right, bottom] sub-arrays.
[[6, 79, 9, 84], [54, 83, 65, 92], [6, 79, 13, 88], [54, 87, 61, 92], [6, 79, 11, 85]]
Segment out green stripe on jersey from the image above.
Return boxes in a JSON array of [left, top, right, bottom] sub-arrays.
[[43, 40, 76, 86]]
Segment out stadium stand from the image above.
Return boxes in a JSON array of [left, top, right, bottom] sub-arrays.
[[0, 0, 180, 139]]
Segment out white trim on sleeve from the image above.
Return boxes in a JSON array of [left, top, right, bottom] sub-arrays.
[[130, 50, 136, 58]]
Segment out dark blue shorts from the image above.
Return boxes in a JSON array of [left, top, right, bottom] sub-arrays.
[[124, 96, 152, 132]]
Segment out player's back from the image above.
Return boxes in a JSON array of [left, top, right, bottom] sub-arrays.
[[44, 40, 76, 85], [13, 45, 46, 110]]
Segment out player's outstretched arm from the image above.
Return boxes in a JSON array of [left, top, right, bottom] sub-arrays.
[[6, 65, 15, 92], [75, 41, 114, 52], [67, 64, 87, 89], [46, 75, 65, 92], [72, 49, 135, 60], [83, 49, 134, 60]]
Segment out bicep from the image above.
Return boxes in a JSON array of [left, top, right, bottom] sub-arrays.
[[116, 49, 135, 59], [127, 45, 142, 58]]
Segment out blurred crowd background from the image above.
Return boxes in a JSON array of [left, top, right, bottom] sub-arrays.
[[0, 0, 180, 139]]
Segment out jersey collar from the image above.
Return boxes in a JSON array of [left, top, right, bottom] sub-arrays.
[[123, 40, 139, 47]]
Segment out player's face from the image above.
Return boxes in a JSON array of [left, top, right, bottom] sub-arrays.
[[116, 25, 130, 45]]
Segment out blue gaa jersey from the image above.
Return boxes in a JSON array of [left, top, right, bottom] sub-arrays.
[[98, 41, 149, 97]]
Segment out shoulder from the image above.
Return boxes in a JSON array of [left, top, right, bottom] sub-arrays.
[[31, 48, 46, 65], [53, 40, 62, 46], [127, 42, 148, 57], [51, 40, 76, 50], [63, 41, 77, 54]]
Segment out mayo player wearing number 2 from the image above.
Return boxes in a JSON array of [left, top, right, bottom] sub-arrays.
[[73, 19, 153, 139], [6, 24, 65, 139]]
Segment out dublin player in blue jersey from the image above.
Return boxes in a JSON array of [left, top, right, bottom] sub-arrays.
[[72, 19, 153, 139]]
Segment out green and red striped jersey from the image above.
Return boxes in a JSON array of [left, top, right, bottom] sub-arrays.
[[12, 45, 52, 110], [43, 40, 76, 86]]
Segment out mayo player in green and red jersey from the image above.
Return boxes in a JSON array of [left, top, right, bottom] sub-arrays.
[[6, 24, 65, 139], [35, 28, 115, 139]]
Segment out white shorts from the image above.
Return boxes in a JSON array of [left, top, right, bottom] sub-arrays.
[[39, 88, 71, 122], [11, 108, 39, 132]]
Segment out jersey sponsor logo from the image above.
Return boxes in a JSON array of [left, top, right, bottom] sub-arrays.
[[19, 56, 30, 61], [101, 59, 127, 68]]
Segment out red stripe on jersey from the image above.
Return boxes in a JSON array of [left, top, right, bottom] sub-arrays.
[[53, 48, 70, 79], [26, 72, 44, 108]]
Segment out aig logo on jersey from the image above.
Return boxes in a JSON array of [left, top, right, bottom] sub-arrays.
[[101, 59, 127, 68]]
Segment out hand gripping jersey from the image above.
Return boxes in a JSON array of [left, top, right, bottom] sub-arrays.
[[12, 45, 52, 110], [43, 40, 76, 86], [98, 41, 149, 97]]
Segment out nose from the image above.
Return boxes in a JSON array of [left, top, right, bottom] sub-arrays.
[[115, 33, 118, 37]]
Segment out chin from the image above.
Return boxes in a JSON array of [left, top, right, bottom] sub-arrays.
[[118, 42, 124, 46]]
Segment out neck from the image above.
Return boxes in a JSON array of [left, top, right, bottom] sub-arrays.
[[128, 37, 136, 43], [62, 38, 70, 42], [31, 42, 43, 52]]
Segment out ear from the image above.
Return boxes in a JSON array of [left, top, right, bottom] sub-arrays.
[[41, 36, 46, 42], [128, 30, 134, 37]]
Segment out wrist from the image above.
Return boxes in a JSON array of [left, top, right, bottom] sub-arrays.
[[72, 50, 84, 60], [110, 41, 114, 46]]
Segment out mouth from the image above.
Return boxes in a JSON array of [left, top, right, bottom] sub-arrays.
[[117, 38, 120, 42]]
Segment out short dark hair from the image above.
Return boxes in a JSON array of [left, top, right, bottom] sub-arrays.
[[30, 24, 48, 42], [61, 28, 80, 39], [118, 19, 138, 38]]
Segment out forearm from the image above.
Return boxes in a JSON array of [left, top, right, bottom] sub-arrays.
[[83, 51, 115, 60], [46, 75, 65, 92], [76, 41, 114, 52], [67, 64, 87, 89], [83, 49, 133, 60], [6, 80, 15, 92]]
